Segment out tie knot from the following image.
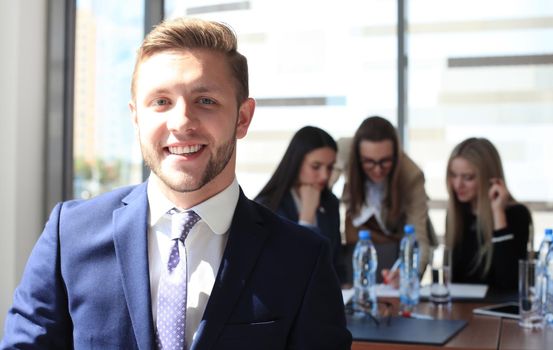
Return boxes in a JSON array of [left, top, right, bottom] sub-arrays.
[[171, 210, 201, 242]]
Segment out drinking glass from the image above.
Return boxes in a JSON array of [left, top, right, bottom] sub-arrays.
[[519, 259, 543, 328], [429, 245, 451, 305]]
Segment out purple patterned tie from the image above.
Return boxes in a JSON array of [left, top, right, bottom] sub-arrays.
[[156, 209, 201, 350]]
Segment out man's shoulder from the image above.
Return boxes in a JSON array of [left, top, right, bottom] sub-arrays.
[[59, 183, 145, 214]]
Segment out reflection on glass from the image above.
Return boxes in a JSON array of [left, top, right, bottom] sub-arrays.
[[73, 0, 145, 199], [164, 0, 398, 198], [408, 0, 553, 204]]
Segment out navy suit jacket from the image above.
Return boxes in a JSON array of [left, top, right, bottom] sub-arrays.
[[1, 182, 351, 349]]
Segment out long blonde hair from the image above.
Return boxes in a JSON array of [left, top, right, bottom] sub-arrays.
[[446, 137, 514, 277]]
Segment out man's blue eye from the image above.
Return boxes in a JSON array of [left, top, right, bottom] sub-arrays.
[[199, 98, 215, 105], [153, 99, 169, 106]]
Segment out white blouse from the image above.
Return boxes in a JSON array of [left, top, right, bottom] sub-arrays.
[[351, 180, 389, 235]]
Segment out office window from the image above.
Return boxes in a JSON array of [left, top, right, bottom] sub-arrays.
[[73, 0, 144, 199], [408, 0, 553, 240], [67, 0, 552, 242], [164, 0, 398, 198]]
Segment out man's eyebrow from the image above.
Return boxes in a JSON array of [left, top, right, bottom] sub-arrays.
[[141, 83, 226, 99], [151, 84, 224, 94], [190, 84, 224, 94], [148, 88, 172, 95], [140, 86, 172, 99]]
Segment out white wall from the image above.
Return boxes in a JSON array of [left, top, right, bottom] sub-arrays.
[[0, 0, 47, 335]]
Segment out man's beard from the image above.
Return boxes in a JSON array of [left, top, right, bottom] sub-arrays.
[[141, 129, 236, 193]]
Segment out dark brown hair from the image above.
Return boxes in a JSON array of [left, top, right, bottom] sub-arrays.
[[256, 126, 337, 211], [347, 116, 402, 222]]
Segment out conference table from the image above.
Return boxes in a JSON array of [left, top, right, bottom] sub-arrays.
[[349, 296, 553, 350]]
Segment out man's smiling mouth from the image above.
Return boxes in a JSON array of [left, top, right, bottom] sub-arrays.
[[167, 144, 205, 155]]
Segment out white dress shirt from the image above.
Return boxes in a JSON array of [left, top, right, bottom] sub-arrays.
[[147, 177, 239, 344]]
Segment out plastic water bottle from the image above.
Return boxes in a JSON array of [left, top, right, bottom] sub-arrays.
[[545, 229, 553, 327], [399, 224, 420, 312], [538, 228, 553, 315], [352, 230, 378, 317]]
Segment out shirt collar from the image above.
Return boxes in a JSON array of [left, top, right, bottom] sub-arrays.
[[147, 177, 240, 235], [147, 180, 176, 227]]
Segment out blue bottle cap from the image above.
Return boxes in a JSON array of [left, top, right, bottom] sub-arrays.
[[546, 228, 553, 237], [404, 224, 415, 234], [358, 230, 371, 240]]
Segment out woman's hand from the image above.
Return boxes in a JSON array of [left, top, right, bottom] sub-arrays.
[[489, 178, 509, 210], [488, 178, 509, 230], [297, 183, 322, 225], [381, 268, 399, 289]]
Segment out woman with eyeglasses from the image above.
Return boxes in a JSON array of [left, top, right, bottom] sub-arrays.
[[255, 126, 346, 285], [343, 116, 434, 287], [446, 137, 531, 290]]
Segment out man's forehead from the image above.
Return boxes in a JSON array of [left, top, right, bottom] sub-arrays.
[[136, 50, 228, 83], [140, 48, 225, 66], [133, 49, 240, 100]]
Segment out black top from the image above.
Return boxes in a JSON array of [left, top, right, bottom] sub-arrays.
[[451, 203, 531, 290]]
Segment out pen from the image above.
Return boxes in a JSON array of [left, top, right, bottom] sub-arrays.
[[389, 258, 401, 274]]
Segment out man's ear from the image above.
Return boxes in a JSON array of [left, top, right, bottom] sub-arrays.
[[236, 98, 255, 139], [129, 100, 139, 131]]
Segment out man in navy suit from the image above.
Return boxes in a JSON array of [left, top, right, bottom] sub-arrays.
[[1, 17, 351, 349]]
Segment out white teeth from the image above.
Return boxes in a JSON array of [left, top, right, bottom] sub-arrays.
[[168, 145, 202, 155]]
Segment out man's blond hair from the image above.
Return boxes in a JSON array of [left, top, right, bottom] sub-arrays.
[[131, 17, 249, 103]]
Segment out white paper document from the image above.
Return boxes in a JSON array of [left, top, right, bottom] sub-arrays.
[[341, 285, 400, 303]]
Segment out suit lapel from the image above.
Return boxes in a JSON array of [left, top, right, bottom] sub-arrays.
[[112, 183, 155, 350], [191, 191, 269, 350]]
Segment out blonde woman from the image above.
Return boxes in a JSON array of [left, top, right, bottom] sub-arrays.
[[446, 137, 532, 290]]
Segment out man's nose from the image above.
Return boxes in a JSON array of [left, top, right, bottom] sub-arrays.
[[167, 100, 195, 131]]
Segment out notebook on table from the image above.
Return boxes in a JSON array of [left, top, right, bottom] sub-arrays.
[[347, 315, 467, 346]]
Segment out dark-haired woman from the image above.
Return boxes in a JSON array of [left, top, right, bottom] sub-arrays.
[[255, 126, 346, 284]]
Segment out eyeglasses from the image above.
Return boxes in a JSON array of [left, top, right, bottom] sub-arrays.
[[361, 157, 394, 170], [345, 300, 393, 327]]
